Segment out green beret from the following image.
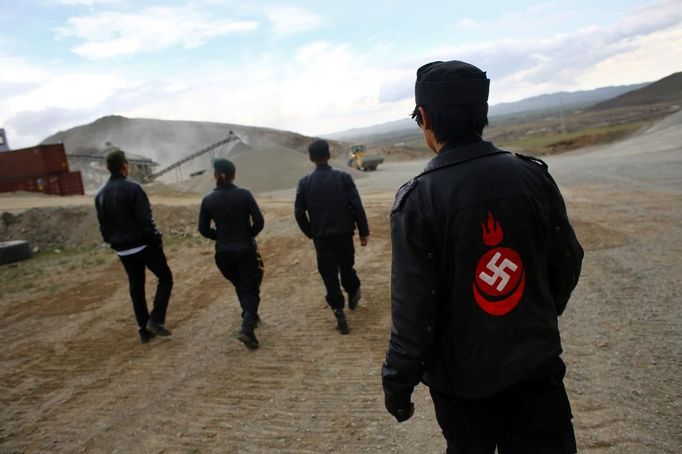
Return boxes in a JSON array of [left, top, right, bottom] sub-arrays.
[[213, 158, 236, 176]]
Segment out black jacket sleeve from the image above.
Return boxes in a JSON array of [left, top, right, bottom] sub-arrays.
[[248, 192, 265, 237], [382, 196, 438, 400], [294, 179, 312, 238], [344, 173, 369, 237], [94, 194, 109, 243], [133, 184, 162, 245], [198, 198, 217, 240], [545, 174, 584, 315]]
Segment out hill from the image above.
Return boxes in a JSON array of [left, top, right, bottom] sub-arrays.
[[591, 72, 682, 110], [40, 116, 366, 192], [41, 115, 316, 167]]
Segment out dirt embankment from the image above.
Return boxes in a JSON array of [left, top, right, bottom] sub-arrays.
[[0, 204, 201, 252]]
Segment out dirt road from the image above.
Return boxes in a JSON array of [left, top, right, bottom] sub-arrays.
[[1, 115, 681, 452]]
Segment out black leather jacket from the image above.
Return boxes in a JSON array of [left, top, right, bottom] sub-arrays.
[[95, 173, 162, 251], [382, 141, 583, 400], [294, 164, 369, 239], [198, 183, 264, 252]]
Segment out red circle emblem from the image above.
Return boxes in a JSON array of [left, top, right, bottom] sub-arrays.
[[473, 247, 525, 316]]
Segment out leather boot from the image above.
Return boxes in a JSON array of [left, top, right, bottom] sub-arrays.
[[333, 308, 350, 335], [238, 312, 260, 349]]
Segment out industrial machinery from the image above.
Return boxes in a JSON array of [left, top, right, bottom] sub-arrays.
[[347, 145, 384, 171]]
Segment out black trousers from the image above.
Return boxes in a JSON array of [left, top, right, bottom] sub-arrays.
[[118, 244, 173, 329], [215, 247, 262, 317], [430, 368, 577, 454], [313, 234, 360, 309]]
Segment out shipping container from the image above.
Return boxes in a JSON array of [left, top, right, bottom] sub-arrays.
[[58, 171, 84, 195], [41, 144, 70, 174], [0, 175, 62, 195], [0, 178, 36, 193], [0, 143, 69, 180]]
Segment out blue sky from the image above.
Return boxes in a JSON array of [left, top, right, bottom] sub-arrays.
[[1, 0, 681, 147]]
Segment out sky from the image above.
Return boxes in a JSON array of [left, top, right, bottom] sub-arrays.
[[1, 0, 681, 148]]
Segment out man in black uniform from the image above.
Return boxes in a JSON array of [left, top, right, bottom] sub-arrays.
[[95, 150, 173, 343], [198, 159, 264, 349], [294, 139, 369, 334], [381, 61, 583, 453]]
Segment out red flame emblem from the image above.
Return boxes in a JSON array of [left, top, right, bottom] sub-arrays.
[[481, 212, 503, 246], [473, 212, 525, 316]]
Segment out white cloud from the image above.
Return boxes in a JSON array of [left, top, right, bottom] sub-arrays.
[[57, 5, 259, 59], [266, 5, 323, 36], [5, 0, 682, 148], [0, 57, 49, 84], [392, 0, 682, 104], [574, 26, 682, 88], [455, 18, 481, 31], [57, 0, 123, 4], [6, 73, 131, 111], [0, 56, 134, 147], [455, 2, 575, 35], [119, 41, 406, 136]]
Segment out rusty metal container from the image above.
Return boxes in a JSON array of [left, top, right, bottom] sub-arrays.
[[0, 178, 37, 193], [44, 176, 62, 195], [58, 171, 84, 195], [0, 144, 69, 180], [0, 175, 61, 195], [41, 144, 70, 174]]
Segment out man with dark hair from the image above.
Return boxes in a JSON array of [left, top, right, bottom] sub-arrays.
[[382, 60, 583, 453], [95, 150, 174, 343], [295, 139, 369, 334], [198, 158, 264, 349]]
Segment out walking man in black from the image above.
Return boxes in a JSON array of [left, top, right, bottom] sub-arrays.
[[95, 150, 173, 343], [294, 139, 369, 334], [382, 61, 583, 453], [198, 159, 264, 349]]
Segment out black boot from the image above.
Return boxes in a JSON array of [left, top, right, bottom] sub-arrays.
[[138, 327, 156, 344], [333, 308, 350, 335], [146, 320, 172, 337], [238, 312, 260, 350], [348, 287, 362, 311]]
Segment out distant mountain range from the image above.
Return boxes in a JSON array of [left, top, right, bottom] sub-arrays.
[[489, 83, 649, 116], [325, 82, 650, 143], [590, 72, 682, 110]]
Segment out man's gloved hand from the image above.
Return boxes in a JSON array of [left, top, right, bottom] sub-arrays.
[[384, 391, 415, 422]]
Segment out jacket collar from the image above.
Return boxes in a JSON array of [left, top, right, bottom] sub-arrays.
[[109, 173, 127, 181], [422, 141, 506, 175], [314, 163, 331, 171], [215, 182, 236, 190]]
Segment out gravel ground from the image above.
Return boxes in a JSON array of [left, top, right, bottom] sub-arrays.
[[0, 112, 680, 453]]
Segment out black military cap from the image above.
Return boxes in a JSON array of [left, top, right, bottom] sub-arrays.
[[415, 60, 489, 106]]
